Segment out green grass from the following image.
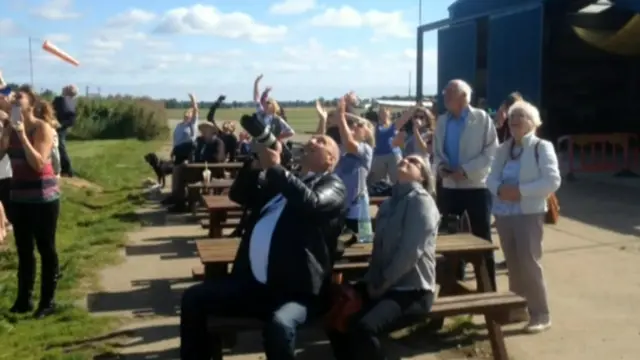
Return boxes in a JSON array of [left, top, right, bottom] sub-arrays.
[[0, 139, 162, 359], [166, 106, 321, 134]]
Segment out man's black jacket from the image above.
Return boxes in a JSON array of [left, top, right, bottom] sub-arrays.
[[229, 160, 346, 301], [52, 96, 77, 130]]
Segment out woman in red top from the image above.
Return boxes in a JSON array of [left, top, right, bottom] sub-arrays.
[[1, 85, 60, 318]]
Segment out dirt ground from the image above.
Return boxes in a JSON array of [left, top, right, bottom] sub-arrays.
[[84, 132, 640, 359]]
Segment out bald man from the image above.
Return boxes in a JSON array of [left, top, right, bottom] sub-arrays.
[[180, 137, 346, 360]]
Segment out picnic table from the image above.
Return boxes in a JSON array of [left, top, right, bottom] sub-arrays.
[[202, 195, 389, 238], [195, 233, 497, 294], [187, 179, 234, 215], [181, 162, 243, 181], [196, 234, 522, 360]]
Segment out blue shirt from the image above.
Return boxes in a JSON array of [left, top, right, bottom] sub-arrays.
[[334, 143, 373, 219], [0, 87, 11, 96], [373, 124, 399, 156], [443, 108, 469, 169], [172, 115, 198, 147], [492, 155, 523, 216]]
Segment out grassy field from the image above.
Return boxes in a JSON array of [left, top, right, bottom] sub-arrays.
[[167, 107, 320, 134], [0, 139, 162, 359]]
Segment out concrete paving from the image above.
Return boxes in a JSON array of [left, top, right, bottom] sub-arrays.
[[85, 132, 640, 359]]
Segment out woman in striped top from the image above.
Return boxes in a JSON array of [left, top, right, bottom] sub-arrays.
[[1, 85, 60, 319]]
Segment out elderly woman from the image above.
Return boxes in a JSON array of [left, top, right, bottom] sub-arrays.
[[367, 107, 402, 186], [327, 154, 440, 359], [486, 100, 560, 334]]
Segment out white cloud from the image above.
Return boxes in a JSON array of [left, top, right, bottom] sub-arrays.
[[89, 37, 123, 53], [0, 19, 21, 36], [154, 4, 287, 43], [106, 9, 156, 28], [31, 0, 80, 20], [310, 6, 412, 39], [269, 0, 316, 15], [44, 33, 71, 43]]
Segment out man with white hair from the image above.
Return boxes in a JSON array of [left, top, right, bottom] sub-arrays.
[[433, 79, 498, 289]]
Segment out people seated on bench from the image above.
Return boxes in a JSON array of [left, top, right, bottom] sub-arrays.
[[180, 134, 346, 360], [193, 122, 225, 164], [165, 93, 198, 211], [327, 154, 440, 360], [316, 95, 374, 245], [487, 100, 560, 334]]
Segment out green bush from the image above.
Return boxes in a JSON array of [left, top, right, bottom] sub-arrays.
[[69, 97, 169, 141]]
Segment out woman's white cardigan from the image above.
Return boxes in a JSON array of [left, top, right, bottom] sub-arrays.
[[486, 133, 561, 215]]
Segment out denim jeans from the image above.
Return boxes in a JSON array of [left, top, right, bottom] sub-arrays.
[[180, 275, 308, 360]]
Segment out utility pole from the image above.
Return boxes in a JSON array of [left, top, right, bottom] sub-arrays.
[[419, 0, 422, 25], [28, 36, 34, 86]]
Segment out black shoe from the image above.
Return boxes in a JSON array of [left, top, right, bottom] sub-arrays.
[[496, 261, 507, 270], [33, 303, 56, 319], [10, 299, 34, 314]]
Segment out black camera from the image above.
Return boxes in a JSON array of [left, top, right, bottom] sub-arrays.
[[240, 113, 293, 168]]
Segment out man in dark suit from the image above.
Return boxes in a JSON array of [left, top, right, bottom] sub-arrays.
[[180, 134, 346, 360], [52, 85, 78, 177]]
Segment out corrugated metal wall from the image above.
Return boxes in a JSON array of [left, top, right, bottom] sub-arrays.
[[437, 22, 477, 106], [486, 4, 544, 110]]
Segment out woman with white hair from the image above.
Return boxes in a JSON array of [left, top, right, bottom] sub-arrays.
[[486, 100, 561, 334], [327, 154, 440, 359]]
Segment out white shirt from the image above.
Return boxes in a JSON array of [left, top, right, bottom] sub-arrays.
[[249, 194, 287, 284], [0, 154, 11, 180], [0, 128, 11, 179]]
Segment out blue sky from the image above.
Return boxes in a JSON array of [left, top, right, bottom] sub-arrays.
[[1, 0, 450, 100]]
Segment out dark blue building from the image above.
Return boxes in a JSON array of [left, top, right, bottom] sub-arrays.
[[417, 0, 640, 139]]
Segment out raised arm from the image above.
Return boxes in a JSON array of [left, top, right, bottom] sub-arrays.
[[336, 96, 359, 154], [253, 74, 263, 104], [206, 95, 225, 124], [315, 99, 328, 135]]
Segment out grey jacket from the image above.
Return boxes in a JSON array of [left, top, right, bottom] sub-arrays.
[[365, 182, 441, 292]]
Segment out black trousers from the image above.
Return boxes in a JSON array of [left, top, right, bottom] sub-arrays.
[[57, 129, 73, 176], [438, 187, 496, 290], [13, 199, 61, 305], [0, 177, 11, 222], [327, 282, 434, 360], [180, 275, 311, 360]]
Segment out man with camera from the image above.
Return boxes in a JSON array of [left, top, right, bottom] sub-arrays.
[[180, 134, 346, 360]]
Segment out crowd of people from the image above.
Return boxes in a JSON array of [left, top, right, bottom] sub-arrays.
[[0, 70, 77, 319], [173, 76, 562, 360]]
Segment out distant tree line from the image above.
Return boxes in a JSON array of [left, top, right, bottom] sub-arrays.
[[4, 84, 430, 109]]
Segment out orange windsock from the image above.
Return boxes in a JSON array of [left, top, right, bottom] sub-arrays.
[[42, 40, 79, 67]]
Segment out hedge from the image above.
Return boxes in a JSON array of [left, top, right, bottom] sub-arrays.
[[69, 97, 169, 141]]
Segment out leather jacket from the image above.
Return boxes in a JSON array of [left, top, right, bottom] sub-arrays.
[[229, 159, 346, 299]]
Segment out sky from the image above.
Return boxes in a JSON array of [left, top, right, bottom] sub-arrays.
[[0, 0, 451, 101]]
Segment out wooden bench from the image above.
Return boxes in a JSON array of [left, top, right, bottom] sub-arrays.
[[206, 292, 526, 360], [191, 262, 370, 281], [187, 180, 234, 215]]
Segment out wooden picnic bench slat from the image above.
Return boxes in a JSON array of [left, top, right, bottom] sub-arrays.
[[205, 291, 526, 360], [187, 179, 234, 189], [196, 234, 497, 264], [185, 162, 243, 169]]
